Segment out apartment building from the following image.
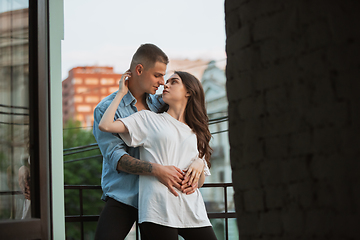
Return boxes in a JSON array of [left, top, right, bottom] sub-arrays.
[[62, 66, 122, 127]]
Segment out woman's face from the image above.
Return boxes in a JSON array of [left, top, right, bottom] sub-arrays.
[[162, 73, 189, 105]]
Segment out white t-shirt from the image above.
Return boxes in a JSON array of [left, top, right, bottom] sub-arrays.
[[119, 110, 211, 228]]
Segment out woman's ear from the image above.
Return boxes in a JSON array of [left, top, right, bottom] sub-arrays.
[[185, 92, 191, 98], [135, 64, 143, 75]]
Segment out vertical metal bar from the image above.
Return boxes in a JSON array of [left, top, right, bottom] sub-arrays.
[[224, 185, 228, 240], [136, 221, 139, 240], [36, 0, 52, 238], [29, 0, 40, 220], [9, 1, 15, 220], [79, 188, 84, 240], [63, 184, 235, 238]]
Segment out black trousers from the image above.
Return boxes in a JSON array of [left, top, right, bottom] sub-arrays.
[[94, 197, 138, 240], [139, 222, 218, 240]]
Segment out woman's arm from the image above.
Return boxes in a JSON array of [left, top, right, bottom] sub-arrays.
[[198, 171, 205, 188], [99, 71, 130, 133]]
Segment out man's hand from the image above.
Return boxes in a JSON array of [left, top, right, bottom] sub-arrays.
[[152, 164, 184, 197], [181, 157, 204, 194], [181, 179, 198, 195], [117, 155, 184, 196]]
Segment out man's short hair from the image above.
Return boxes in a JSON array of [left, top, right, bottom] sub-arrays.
[[130, 43, 169, 70]]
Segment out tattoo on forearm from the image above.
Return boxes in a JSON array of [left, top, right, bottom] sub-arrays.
[[118, 155, 152, 174]]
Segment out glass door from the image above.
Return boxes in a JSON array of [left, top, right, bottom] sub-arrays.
[[0, 0, 52, 238], [0, 0, 31, 221]]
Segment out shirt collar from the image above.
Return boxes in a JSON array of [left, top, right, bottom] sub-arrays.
[[123, 90, 152, 107], [123, 90, 136, 107]]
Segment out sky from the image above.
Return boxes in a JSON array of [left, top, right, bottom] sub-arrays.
[[61, 0, 226, 80]]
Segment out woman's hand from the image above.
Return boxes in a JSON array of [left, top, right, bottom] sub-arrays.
[[18, 166, 31, 200], [181, 157, 204, 193], [98, 69, 131, 133], [118, 70, 131, 95]]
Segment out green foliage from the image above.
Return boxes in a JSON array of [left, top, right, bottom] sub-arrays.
[[63, 119, 102, 185], [63, 119, 104, 239]]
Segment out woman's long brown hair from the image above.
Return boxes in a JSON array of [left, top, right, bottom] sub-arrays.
[[174, 71, 212, 168]]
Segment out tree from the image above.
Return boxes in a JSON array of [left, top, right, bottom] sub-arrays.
[[63, 120, 103, 239]]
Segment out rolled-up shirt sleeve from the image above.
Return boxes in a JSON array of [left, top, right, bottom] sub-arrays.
[[93, 105, 128, 172]]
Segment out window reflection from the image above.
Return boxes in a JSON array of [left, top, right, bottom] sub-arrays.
[[0, 1, 30, 220]]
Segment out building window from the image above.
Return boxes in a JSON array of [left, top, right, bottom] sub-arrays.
[[85, 96, 99, 103], [72, 77, 82, 84], [109, 87, 118, 93], [0, 1, 52, 238], [74, 96, 83, 103], [0, 2, 31, 222], [76, 87, 88, 94], [100, 78, 115, 85], [77, 105, 91, 112], [85, 78, 99, 85]]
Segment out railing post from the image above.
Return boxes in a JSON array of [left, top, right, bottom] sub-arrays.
[[224, 185, 228, 240], [136, 221, 139, 240], [64, 183, 235, 239], [79, 188, 84, 240]]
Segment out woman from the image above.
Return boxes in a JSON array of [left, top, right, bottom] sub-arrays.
[[99, 70, 217, 240]]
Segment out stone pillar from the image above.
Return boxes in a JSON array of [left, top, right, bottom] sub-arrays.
[[225, 1, 360, 239]]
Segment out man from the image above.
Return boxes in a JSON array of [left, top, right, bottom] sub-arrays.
[[93, 43, 204, 239]]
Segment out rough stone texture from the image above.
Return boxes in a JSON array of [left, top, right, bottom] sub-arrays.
[[225, 0, 360, 239]]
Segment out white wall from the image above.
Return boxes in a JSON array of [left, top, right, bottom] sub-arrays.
[[49, 0, 65, 239]]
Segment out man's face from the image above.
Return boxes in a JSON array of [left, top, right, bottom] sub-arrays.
[[139, 61, 166, 95]]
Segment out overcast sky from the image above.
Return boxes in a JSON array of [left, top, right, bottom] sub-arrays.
[[61, 0, 226, 79]]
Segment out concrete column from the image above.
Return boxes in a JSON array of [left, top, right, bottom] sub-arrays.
[[225, 1, 360, 239]]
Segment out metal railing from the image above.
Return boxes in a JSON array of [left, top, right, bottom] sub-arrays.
[[65, 183, 235, 240]]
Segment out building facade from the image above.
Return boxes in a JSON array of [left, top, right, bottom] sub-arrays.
[[200, 61, 238, 239], [62, 66, 122, 127], [166, 58, 209, 80], [202, 61, 229, 182]]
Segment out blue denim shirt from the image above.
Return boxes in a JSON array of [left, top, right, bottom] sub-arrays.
[[93, 90, 164, 208]]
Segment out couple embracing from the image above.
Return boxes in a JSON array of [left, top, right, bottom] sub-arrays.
[[93, 43, 217, 240]]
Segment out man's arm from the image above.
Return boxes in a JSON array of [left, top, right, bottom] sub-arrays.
[[117, 154, 184, 196], [94, 103, 184, 196]]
